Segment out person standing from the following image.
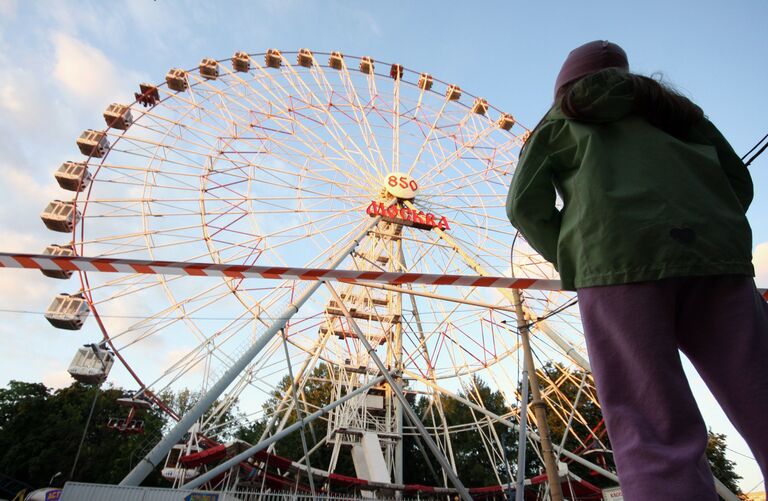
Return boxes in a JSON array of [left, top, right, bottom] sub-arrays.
[[506, 40, 768, 500]]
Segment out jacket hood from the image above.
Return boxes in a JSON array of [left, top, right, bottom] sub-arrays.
[[548, 68, 635, 123]]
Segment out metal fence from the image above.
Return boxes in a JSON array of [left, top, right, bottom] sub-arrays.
[[60, 482, 429, 501]]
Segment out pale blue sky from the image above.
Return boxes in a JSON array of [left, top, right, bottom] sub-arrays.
[[0, 0, 766, 493]]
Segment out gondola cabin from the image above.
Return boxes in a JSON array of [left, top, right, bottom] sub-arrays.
[[103, 103, 133, 130], [472, 98, 489, 115], [162, 443, 201, 481], [498, 113, 516, 131], [41, 200, 80, 233], [45, 293, 90, 330], [359, 56, 374, 74], [41, 244, 75, 279], [166, 68, 188, 92], [54, 161, 91, 192], [446, 84, 461, 101], [232, 51, 250, 72], [265, 49, 282, 69], [297, 48, 313, 68], [328, 52, 344, 70], [199, 58, 219, 80], [68, 345, 114, 384], [76, 129, 109, 157], [418, 73, 433, 91]]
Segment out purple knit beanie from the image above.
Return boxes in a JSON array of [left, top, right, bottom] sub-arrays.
[[554, 40, 629, 98]]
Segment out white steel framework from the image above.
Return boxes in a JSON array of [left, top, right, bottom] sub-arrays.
[[32, 48, 659, 500]]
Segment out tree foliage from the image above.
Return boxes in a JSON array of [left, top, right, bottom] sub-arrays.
[[706, 430, 742, 496], [0, 380, 166, 489], [0, 369, 745, 495]]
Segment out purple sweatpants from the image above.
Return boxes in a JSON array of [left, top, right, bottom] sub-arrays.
[[577, 275, 768, 500]]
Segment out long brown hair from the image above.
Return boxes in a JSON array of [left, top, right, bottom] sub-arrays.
[[558, 72, 704, 139]]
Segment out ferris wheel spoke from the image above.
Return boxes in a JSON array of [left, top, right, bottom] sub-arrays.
[[404, 97, 453, 178], [205, 63, 379, 190], [324, 62, 388, 175], [311, 63, 386, 177], [417, 122, 506, 188], [278, 58, 384, 180], [161, 80, 371, 195]]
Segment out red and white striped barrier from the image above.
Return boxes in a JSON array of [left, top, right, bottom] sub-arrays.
[[0, 252, 562, 291], [2, 252, 766, 300]]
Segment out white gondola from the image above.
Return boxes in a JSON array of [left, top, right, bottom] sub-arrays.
[[498, 112, 516, 131], [472, 98, 489, 115], [446, 84, 461, 101], [162, 443, 201, 481], [359, 56, 374, 74], [199, 58, 219, 80], [297, 48, 313, 68], [232, 51, 250, 72], [41, 200, 80, 233], [68, 344, 114, 384], [45, 293, 90, 330], [54, 161, 91, 191], [264, 48, 282, 69], [418, 73, 433, 91], [103, 103, 133, 130], [328, 51, 344, 70], [76, 129, 110, 157], [390, 63, 403, 80], [166, 68, 188, 92], [41, 244, 75, 279]]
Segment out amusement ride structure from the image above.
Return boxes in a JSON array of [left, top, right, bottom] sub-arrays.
[[1, 49, 755, 500]]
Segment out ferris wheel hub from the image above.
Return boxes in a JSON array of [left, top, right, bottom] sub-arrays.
[[383, 172, 418, 200]]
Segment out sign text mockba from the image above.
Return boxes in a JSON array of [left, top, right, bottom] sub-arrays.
[[366, 201, 450, 231]]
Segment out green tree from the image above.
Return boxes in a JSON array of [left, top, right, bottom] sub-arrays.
[[402, 376, 540, 488], [0, 380, 167, 489], [706, 430, 742, 497], [158, 387, 239, 443]]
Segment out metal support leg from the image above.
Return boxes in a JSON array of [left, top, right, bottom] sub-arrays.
[[325, 282, 472, 501], [120, 217, 383, 486], [508, 293, 564, 501], [515, 348, 530, 501]]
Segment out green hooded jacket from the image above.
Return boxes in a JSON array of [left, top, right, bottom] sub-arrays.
[[506, 68, 754, 291]]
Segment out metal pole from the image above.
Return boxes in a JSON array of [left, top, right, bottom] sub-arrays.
[[120, 217, 383, 486], [509, 292, 564, 501], [515, 343, 530, 501], [394, 239, 406, 492], [325, 282, 473, 501], [499, 431, 514, 501], [279, 328, 315, 495], [182, 375, 386, 489]]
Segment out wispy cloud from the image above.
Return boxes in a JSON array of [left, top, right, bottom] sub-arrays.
[[51, 32, 142, 109], [0, 0, 17, 19]]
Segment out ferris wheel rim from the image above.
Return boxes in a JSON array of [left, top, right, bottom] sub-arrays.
[[72, 47, 531, 392]]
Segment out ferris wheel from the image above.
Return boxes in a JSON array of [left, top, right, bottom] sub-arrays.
[[37, 49, 612, 498]]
